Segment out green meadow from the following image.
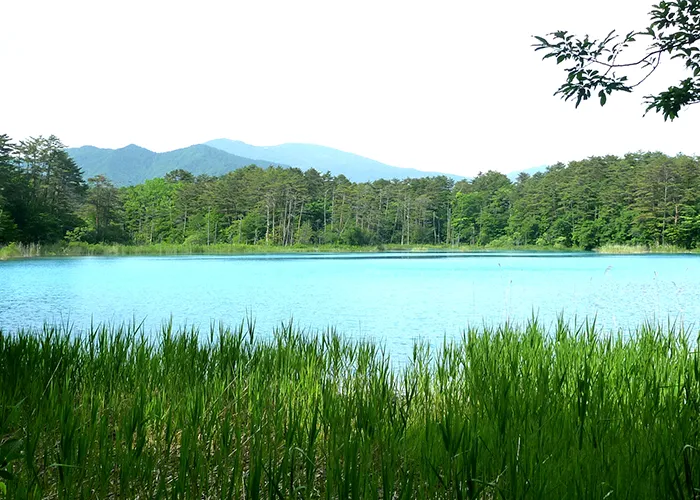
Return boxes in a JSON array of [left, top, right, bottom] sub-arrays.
[[1, 320, 699, 498]]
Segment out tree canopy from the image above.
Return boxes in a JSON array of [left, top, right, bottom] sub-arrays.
[[0, 134, 86, 243], [534, 0, 700, 120]]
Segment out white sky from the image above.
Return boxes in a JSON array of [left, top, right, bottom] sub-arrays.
[[2, 0, 698, 177]]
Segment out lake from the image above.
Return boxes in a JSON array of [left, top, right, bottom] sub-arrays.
[[1, 252, 698, 358]]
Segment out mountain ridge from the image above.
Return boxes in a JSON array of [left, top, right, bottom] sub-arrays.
[[204, 139, 463, 182], [66, 140, 466, 186], [66, 144, 286, 186], [67, 140, 551, 187]]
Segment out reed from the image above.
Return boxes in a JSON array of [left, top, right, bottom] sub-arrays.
[[1, 319, 699, 498], [0, 243, 42, 260], [596, 243, 693, 254]]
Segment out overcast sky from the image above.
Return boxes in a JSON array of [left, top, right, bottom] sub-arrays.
[[2, 0, 698, 177]]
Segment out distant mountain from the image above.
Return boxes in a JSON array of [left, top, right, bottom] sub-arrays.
[[66, 144, 285, 186], [205, 139, 463, 182], [506, 165, 548, 182], [67, 140, 464, 186]]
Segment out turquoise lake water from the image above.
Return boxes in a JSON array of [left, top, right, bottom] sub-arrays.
[[1, 252, 699, 357]]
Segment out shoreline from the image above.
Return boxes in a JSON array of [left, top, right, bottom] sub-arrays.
[[0, 241, 585, 260], [1, 241, 697, 260]]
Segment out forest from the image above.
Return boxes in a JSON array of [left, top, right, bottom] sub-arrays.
[[2, 133, 700, 250]]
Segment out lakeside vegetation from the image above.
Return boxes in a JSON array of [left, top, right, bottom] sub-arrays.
[[0, 241, 586, 260], [1, 320, 699, 498], [1, 240, 695, 261], [3, 134, 700, 253], [595, 243, 694, 254]]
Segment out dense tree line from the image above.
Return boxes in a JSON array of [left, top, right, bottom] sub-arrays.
[[2, 134, 700, 249], [0, 134, 86, 243]]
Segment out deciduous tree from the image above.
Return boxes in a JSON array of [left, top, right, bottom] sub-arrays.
[[534, 1, 700, 120]]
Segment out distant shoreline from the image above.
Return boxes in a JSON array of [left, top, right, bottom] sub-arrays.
[[0, 241, 695, 260]]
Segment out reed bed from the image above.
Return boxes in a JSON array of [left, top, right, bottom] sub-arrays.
[[0, 243, 42, 260], [1, 320, 699, 499], [0, 242, 382, 259], [595, 243, 693, 254]]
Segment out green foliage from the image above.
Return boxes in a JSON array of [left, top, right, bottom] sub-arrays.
[[294, 220, 315, 245], [451, 171, 513, 245], [534, 1, 700, 120], [1, 319, 700, 497], [0, 134, 87, 244], [70, 175, 126, 243], [122, 178, 180, 244], [0, 135, 24, 244], [0, 438, 23, 493], [341, 225, 373, 246]]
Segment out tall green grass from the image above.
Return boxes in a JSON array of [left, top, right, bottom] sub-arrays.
[[1, 320, 699, 498]]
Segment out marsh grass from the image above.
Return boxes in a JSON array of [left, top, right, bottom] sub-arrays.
[[596, 243, 693, 254], [1, 319, 699, 498], [59, 242, 373, 256], [0, 243, 42, 260], [0, 242, 376, 259]]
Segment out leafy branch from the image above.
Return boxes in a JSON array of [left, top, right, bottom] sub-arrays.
[[534, 0, 700, 120]]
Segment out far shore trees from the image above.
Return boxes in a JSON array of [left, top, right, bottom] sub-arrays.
[[2, 134, 700, 250]]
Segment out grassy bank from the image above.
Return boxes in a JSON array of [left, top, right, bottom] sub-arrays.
[[1, 321, 699, 498], [595, 243, 695, 254], [0, 241, 577, 260], [0, 241, 371, 259], [5, 240, 698, 260]]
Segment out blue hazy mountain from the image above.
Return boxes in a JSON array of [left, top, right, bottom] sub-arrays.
[[67, 140, 465, 186], [204, 139, 463, 182], [66, 144, 285, 186]]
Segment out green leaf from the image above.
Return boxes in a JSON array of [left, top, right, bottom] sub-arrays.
[[599, 91, 608, 106], [0, 439, 23, 463]]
